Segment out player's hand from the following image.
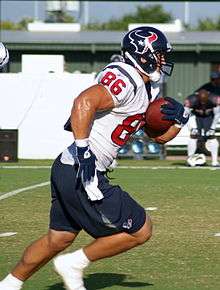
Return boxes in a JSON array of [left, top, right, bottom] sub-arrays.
[[206, 129, 215, 137], [205, 109, 213, 115], [76, 143, 96, 183], [161, 97, 189, 126], [195, 109, 204, 116]]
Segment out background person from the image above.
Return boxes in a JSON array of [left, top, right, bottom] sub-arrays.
[[185, 89, 220, 166], [196, 71, 220, 96], [110, 54, 125, 63]]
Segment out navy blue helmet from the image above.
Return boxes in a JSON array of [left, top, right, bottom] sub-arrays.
[[121, 26, 174, 80], [0, 42, 9, 69]]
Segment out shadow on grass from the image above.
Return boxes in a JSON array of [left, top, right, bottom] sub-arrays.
[[171, 161, 187, 166], [171, 161, 210, 167], [47, 273, 153, 289]]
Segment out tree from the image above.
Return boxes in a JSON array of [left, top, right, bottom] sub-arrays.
[[86, 5, 173, 31], [17, 17, 34, 30], [0, 12, 75, 31], [0, 17, 34, 30], [46, 10, 76, 23], [0, 21, 18, 30], [197, 17, 220, 31]]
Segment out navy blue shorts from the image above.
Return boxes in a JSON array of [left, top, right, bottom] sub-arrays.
[[196, 116, 213, 135], [49, 155, 146, 238]]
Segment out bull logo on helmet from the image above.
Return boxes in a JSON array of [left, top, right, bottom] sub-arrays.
[[128, 30, 158, 54]]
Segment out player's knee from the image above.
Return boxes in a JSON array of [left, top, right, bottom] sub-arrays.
[[190, 128, 199, 139], [48, 230, 76, 252], [134, 217, 152, 245]]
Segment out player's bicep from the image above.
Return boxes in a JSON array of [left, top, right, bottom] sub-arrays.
[[74, 84, 115, 112]]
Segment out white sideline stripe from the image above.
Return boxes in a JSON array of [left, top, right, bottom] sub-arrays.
[[214, 233, 220, 237], [118, 166, 220, 170], [0, 232, 17, 237], [0, 181, 50, 201], [145, 207, 158, 211], [1, 165, 220, 170], [1, 165, 51, 169]]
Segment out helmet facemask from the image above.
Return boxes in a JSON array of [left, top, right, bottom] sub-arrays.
[[154, 50, 174, 77]]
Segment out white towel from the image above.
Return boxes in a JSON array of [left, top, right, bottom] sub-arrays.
[[83, 170, 104, 201]]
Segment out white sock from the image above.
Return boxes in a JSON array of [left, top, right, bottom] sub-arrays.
[[54, 249, 90, 290], [0, 274, 23, 290], [188, 138, 197, 156], [66, 249, 90, 270], [206, 139, 219, 165]]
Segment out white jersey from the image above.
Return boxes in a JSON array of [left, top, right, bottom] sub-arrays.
[[62, 62, 160, 171]]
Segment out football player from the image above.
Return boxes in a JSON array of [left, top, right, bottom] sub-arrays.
[[0, 42, 9, 69], [0, 27, 189, 290], [185, 89, 220, 166], [195, 71, 220, 96], [110, 53, 125, 63]]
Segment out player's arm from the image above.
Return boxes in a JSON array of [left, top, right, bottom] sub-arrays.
[[151, 125, 181, 144], [212, 105, 220, 129], [70, 84, 115, 184], [71, 84, 115, 139], [184, 94, 196, 115], [206, 95, 220, 137]]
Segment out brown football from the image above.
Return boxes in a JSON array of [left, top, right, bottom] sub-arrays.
[[144, 98, 175, 138]]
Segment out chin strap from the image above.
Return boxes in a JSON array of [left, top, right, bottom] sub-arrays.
[[148, 70, 161, 82]]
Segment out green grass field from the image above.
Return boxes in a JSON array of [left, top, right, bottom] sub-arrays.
[[0, 159, 220, 290]]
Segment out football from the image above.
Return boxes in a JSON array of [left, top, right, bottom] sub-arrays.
[[144, 97, 175, 138]]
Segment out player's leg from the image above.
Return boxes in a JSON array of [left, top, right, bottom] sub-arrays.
[[54, 171, 152, 290], [0, 230, 78, 290], [54, 217, 151, 290], [83, 216, 152, 261], [188, 137, 197, 156], [187, 115, 198, 157], [203, 116, 220, 166], [0, 156, 82, 290], [206, 138, 219, 166], [12, 230, 78, 280]]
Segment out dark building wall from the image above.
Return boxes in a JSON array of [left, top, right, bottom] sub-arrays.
[[6, 48, 220, 103], [8, 49, 119, 73], [166, 51, 220, 101]]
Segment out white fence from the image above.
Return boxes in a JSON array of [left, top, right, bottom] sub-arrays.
[[0, 73, 95, 159], [0, 73, 190, 159]]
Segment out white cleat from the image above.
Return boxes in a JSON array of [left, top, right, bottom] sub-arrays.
[[53, 254, 87, 290], [212, 162, 220, 167]]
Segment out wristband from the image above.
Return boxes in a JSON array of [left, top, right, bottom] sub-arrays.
[[75, 138, 89, 147], [174, 123, 182, 129]]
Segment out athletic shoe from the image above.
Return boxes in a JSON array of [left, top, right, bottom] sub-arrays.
[[53, 254, 87, 290]]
